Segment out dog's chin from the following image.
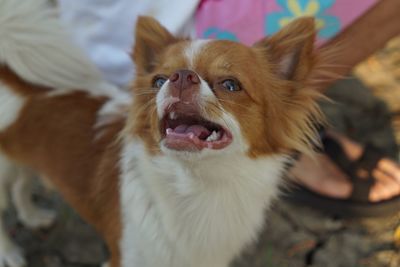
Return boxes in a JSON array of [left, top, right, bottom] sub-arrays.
[[159, 141, 233, 162], [158, 111, 233, 156]]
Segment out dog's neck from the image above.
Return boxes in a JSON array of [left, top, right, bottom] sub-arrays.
[[119, 139, 289, 267]]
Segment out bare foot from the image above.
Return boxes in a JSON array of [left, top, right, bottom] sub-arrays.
[[290, 131, 400, 202]]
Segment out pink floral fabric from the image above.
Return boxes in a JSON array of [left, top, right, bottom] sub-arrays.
[[196, 0, 378, 45]]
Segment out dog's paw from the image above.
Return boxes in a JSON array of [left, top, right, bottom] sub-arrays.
[[19, 208, 56, 229], [0, 245, 26, 267]]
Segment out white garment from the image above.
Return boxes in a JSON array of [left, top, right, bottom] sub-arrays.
[[57, 0, 200, 88]]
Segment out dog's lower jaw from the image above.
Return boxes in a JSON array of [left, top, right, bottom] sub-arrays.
[[119, 139, 288, 267]]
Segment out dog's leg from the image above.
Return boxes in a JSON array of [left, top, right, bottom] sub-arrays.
[[0, 155, 26, 267], [11, 169, 56, 229]]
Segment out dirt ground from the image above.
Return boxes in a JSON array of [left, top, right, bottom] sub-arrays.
[[5, 38, 400, 267]]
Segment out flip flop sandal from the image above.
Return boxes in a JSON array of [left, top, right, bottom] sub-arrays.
[[284, 136, 400, 218]]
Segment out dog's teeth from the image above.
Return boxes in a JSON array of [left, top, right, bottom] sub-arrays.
[[169, 112, 177, 120], [206, 131, 218, 142], [211, 131, 218, 141], [216, 131, 221, 139], [188, 133, 195, 139], [166, 128, 173, 135]]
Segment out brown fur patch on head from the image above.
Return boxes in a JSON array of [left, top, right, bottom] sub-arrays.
[[132, 16, 179, 75], [189, 17, 324, 157], [250, 17, 324, 156]]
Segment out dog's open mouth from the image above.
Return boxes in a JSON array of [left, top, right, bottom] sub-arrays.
[[161, 111, 233, 151]]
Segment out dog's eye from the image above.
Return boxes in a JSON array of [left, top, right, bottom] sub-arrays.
[[153, 76, 168, 89], [221, 79, 241, 92]]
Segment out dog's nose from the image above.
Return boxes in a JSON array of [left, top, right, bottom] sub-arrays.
[[169, 70, 200, 91]]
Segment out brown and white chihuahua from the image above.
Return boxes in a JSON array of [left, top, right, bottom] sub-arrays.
[[0, 0, 323, 266]]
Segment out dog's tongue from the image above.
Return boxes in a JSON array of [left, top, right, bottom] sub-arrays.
[[174, 124, 210, 139], [164, 123, 232, 151]]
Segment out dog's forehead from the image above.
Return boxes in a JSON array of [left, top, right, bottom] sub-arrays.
[[162, 40, 254, 73], [183, 39, 211, 68]]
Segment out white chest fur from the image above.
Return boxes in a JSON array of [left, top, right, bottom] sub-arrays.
[[119, 140, 288, 267]]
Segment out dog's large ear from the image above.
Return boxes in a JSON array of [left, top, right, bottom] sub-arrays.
[[133, 16, 177, 74], [254, 17, 316, 81]]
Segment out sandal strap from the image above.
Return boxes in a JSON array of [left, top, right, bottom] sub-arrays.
[[354, 144, 385, 173], [347, 144, 385, 202], [322, 135, 385, 203], [322, 136, 353, 176], [348, 176, 374, 202]]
